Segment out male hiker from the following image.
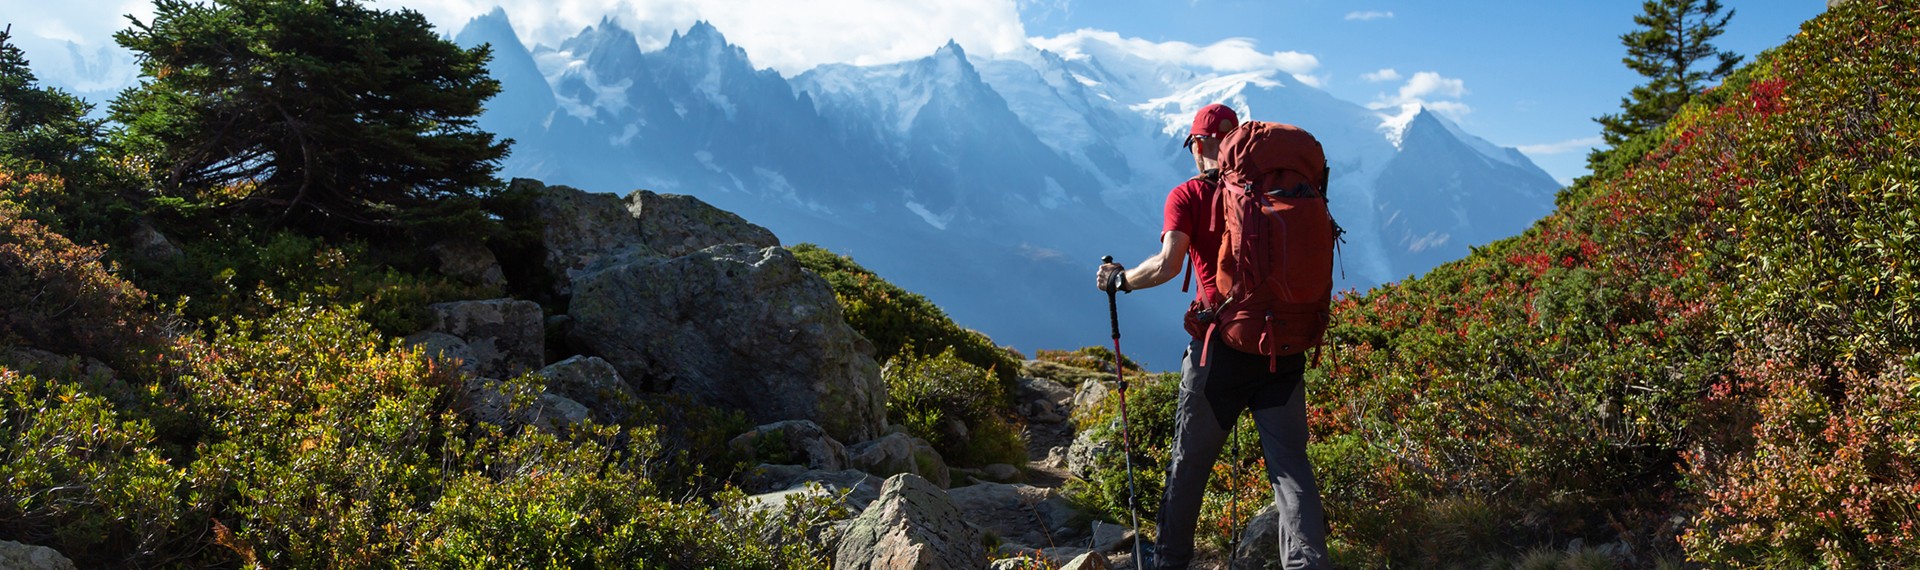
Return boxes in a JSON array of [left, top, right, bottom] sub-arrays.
[[1095, 103, 1331, 569]]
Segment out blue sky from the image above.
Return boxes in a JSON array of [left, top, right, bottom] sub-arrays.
[[1018, 1, 1826, 185], [3, 0, 1827, 185]]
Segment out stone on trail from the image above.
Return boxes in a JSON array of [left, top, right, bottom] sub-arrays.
[[833, 474, 986, 570]]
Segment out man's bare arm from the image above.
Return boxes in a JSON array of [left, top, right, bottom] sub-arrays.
[[1098, 230, 1190, 292]]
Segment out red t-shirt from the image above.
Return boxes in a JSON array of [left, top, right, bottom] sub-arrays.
[[1162, 177, 1221, 304]]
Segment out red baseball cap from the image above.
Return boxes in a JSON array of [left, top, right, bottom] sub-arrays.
[[1183, 103, 1238, 149]]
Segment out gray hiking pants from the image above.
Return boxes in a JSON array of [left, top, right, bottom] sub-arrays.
[[1152, 340, 1328, 569]]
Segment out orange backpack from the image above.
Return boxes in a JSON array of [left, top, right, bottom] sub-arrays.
[[1193, 121, 1338, 371]]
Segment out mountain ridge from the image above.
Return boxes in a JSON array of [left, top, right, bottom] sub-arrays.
[[454, 12, 1561, 358]]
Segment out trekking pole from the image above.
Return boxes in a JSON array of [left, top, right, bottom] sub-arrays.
[[1228, 412, 1242, 569], [1102, 255, 1146, 568]]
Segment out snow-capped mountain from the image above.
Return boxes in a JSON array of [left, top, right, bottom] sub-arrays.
[[452, 12, 1560, 362]]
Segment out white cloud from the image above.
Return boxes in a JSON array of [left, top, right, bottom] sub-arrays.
[[1517, 136, 1605, 155], [1029, 29, 1319, 76], [372, 0, 1031, 76], [1362, 68, 1400, 82], [1368, 71, 1471, 120], [1345, 11, 1394, 21]]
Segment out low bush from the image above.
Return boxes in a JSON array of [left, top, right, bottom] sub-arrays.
[[883, 346, 1025, 467], [791, 243, 1021, 392], [0, 201, 168, 370]]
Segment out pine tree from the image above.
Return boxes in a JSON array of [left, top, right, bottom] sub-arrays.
[[1590, 0, 1741, 168], [109, 0, 509, 232], [0, 25, 101, 177]]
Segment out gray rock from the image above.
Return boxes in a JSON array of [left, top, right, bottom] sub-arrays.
[[403, 332, 478, 376], [1060, 551, 1113, 570], [425, 299, 544, 379], [458, 378, 590, 432], [626, 189, 779, 258], [982, 463, 1025, 483], [537, 355, 636, 423], [128, 219, 182, 262], [1040, 446, 1069, 470], [1071, 380, 1112, 419], [525, 179, 647, 296], [847, 432, 951, 488], [0, 541, 74, 570], [744, 463, 814, 494], [430, 238, 506, 288], [730, 420, 850, 471], [1028, 399, 1065, 424], [1065, 430, 1108, 480], [1018, 376, 1076, 408], [749, 468, 887, 513], [947, 482, 1089, 550], [569, 245, 886, 442], [1229, 503, 1292, 570], [1090, 521, 1135, 553], [834, 474, 985, 570]]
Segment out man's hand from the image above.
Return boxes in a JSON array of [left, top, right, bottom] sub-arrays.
[[1096, 262, 1128, 292]]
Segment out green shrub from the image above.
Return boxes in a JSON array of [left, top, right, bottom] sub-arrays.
[[884, 346, 1025, 467], [129, 227, 499, 335], [0, 367, 187, 562], [1308, 1, 1920, 565], [791, 243, 1021, 392]]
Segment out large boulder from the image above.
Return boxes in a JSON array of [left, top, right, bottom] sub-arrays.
[[626, 190, 779, 258], [424, 299, 544, 379], [0, 541, 74, 570], [834, 474, 985, 570], [730, 420, 850, 471], [847, 432, 951, 488], [569, 245, 886, 442], [946, 482, 1089, 551], [526, 180, 648, 296], [537, 355, 636, 423], [430, 238, 507, 288]]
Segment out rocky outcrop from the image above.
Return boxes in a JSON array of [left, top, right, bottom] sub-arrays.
[[526, 180, 649, 296], [569, 245, 885, 442], [430, 238, 506, 288], [626, 190, 779, 258], [834, 474, 986, 569], [847, 432, 951, 488], [537, 355, 635, 423], [730, 420, 850, 471], [947, 482, 1089, 552], [425, 299, 544, 379], [748, 467, 887, 513], [0, 541, 74, 570]]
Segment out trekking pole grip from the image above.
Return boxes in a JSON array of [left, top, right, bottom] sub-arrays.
[[1102, 256, 1121, 340]]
